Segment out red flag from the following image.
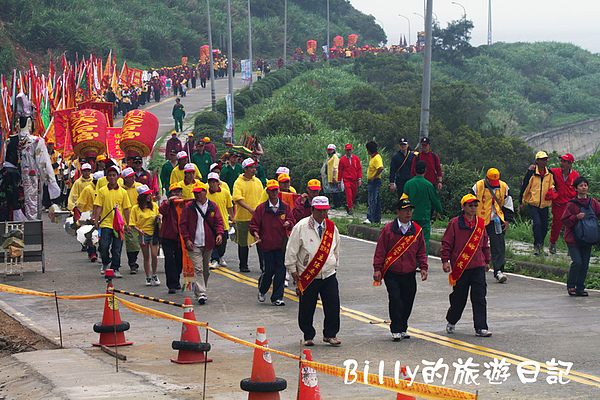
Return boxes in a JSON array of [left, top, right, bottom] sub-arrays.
[[150, 169, 160, 196], [130, 69, 143, 87], [119, 61, 130, 86], [106, 127, 125, 159], [53, 107, 75, 152], [113, 206, 125, 240]]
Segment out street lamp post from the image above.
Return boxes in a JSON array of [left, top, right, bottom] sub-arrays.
[[419, 0, 433, 141], [284, 0, 287, 71], [326, 0, 330, 59], [206, 0, 216, 113], [247, 0, 253, 89], [398, 14, 411, 45], [451, 1, 466, 18], [226, 0, 235, 139], [487, 0, 492, 45]]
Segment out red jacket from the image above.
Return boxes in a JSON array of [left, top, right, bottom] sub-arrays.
[[550, 168, 579, 206], [292, 196, 312, 223], [373, 220, 428, 275], [249, 200, 295, 252], [441, 214, 490, 269], [179, 200, 224, 251], [337, 154, 363, 182], [159, 199, 189, 241], [411, 151, 442, 187], [561, 197, 600, 246]]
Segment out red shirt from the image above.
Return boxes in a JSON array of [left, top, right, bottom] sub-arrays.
[[441, 214, 490, 269], [411, 151, 442, 187], [550, 168, 579, 206], [337, 154, 363, 182], [249, 201, 295, 252], [292, 196, 312, 223], [373, 220, 428, 275]]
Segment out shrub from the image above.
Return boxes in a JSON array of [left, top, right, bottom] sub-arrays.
[[216, 99, 227, 117], [194, 111, 224, 129], [253, 83, 272, 98], [246, 88, 263, 103], [235, 94, 252, 108], [234, 99, 246, 119], [250, 106, 316, 137]]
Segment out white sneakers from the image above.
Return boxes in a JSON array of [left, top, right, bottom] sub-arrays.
[[219, 257, 227, 267], [209, 260, 219, 270], [496, 272, 507, 283], [151, 274, 160, 286]]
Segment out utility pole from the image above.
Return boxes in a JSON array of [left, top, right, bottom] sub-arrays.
[[247, 0, 253, 89], [226, 0, 235, 137], [326, 0, 330, 59], [283, 0, 287, 72], [206, 0, 216, 113], [487, 0, 492, 45], [419, 0, 433, 141]]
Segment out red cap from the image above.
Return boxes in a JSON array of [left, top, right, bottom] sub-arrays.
[[559, 153, 574, 163], [344, 143, 353, 150]]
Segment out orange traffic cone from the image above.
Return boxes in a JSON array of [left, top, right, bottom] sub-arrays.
[[171, 297, 212, 364], [396, 365, 416, 400], [92, 269, 133, 347], [297, 349, 321, 400], [240, 327, 287, 399]]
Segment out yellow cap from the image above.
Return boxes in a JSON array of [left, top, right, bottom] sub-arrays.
[[461, 194, 479, 206], [535, 151, 549, 159], [169, 182, 183, 192], [266, 179, 279, 190], [307, 179, 321, 190], [277, 173, 290, 182], [192, 181, 208, 192]]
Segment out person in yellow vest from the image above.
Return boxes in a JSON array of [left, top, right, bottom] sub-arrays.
[[67, 163, 93, 211], [472, 168, 514, 283], [373, 197, 428, 341], [232, 158, 264, 273], [207, 172, 234, 269], [179, 163, 200, 199], [170, 151, 201, 185], [366, 140, 384, 224], [323, 144, 341, 209], [121, 167, 142, 274], [77, 171, 104, 263], [519, 151, 555, 256]]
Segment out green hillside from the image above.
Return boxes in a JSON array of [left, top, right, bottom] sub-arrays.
[[417, 41, 600, 135], [0, 0, 385, 74]]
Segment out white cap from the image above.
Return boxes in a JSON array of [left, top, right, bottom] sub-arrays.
[[210, 163, 221, 171], [81, 163, 92, 170], [184, 163, 196, 172], [107, 165, 121, 175], [276, 166, 290, 175], [242, 158, 257, 168], [92, 171, 104, 180], [122, 167, 135, 178], [177, 151, 188, 160], [327, 144, 336, 150], [311, 196, 330, 209], [136, 184, 152, 195], [207, 172, 220, 181]]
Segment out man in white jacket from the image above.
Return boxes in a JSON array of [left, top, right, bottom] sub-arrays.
[[285, 196, 341, 347]]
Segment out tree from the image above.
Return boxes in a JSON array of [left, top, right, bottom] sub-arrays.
[[432, 18, 476, 64]]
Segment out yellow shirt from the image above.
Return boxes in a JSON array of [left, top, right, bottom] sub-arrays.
[[77, 183, 96, 212], [232, 175, 264, 222], [68, 176, 92, 211], [94, 185, 132, 229], [121, 182, 142, 207], [327, 154, 339, 183], [170, 165, 201, 185], [179, 179, 198, 200], [208, 188, 233, 231], [97, 176, 124, 191], [129, 203, 159, 235], [367, 153, 384, 180]]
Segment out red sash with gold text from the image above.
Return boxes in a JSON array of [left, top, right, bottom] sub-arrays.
[[373, 224, 422, 286], [449, 216, 485, 286], [297, 218, 335, 294]]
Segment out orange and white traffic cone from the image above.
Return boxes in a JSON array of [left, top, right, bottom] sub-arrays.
[[396, 365, 416, 400], [240, 327, 287, 399], [171, 297, 212, 364], [92, 269, 133, 347], [297, 349, 321, 400]]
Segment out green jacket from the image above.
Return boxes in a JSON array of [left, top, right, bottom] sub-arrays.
[[172, 103, 186, 119], [160, 160, 175, 191], [221, 163, 243, 192], [255, 162, 267, 187], [191, 151, 213, 182], [403, 175, 442, 220]]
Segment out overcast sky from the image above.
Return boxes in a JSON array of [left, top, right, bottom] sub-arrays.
[[349, 0, 600, 54]]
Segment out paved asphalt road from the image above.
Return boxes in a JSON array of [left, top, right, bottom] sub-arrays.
[[0, 73, 599, 399]]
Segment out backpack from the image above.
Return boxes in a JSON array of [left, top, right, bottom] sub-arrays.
[[572, 199, 600, 246]]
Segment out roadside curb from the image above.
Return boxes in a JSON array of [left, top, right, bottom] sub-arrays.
[[347, 224, 568, 279]]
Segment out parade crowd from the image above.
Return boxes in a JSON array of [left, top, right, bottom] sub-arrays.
[[52, 128, 599, 346]]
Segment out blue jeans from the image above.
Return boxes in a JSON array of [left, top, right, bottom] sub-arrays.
[[529, 206, 549, 246], [367, 178, 382, 223], [567, 245, 592, 291], [99, 227, 123, 271]]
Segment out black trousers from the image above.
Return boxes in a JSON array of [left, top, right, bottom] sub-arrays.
[[162, 238, 183, 290], [258, 249, 285, 302], [384, 271, 417, 333], [298, 274, 340, 340], [486, 224, 506, 277], [446, 267, 488, 331]]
